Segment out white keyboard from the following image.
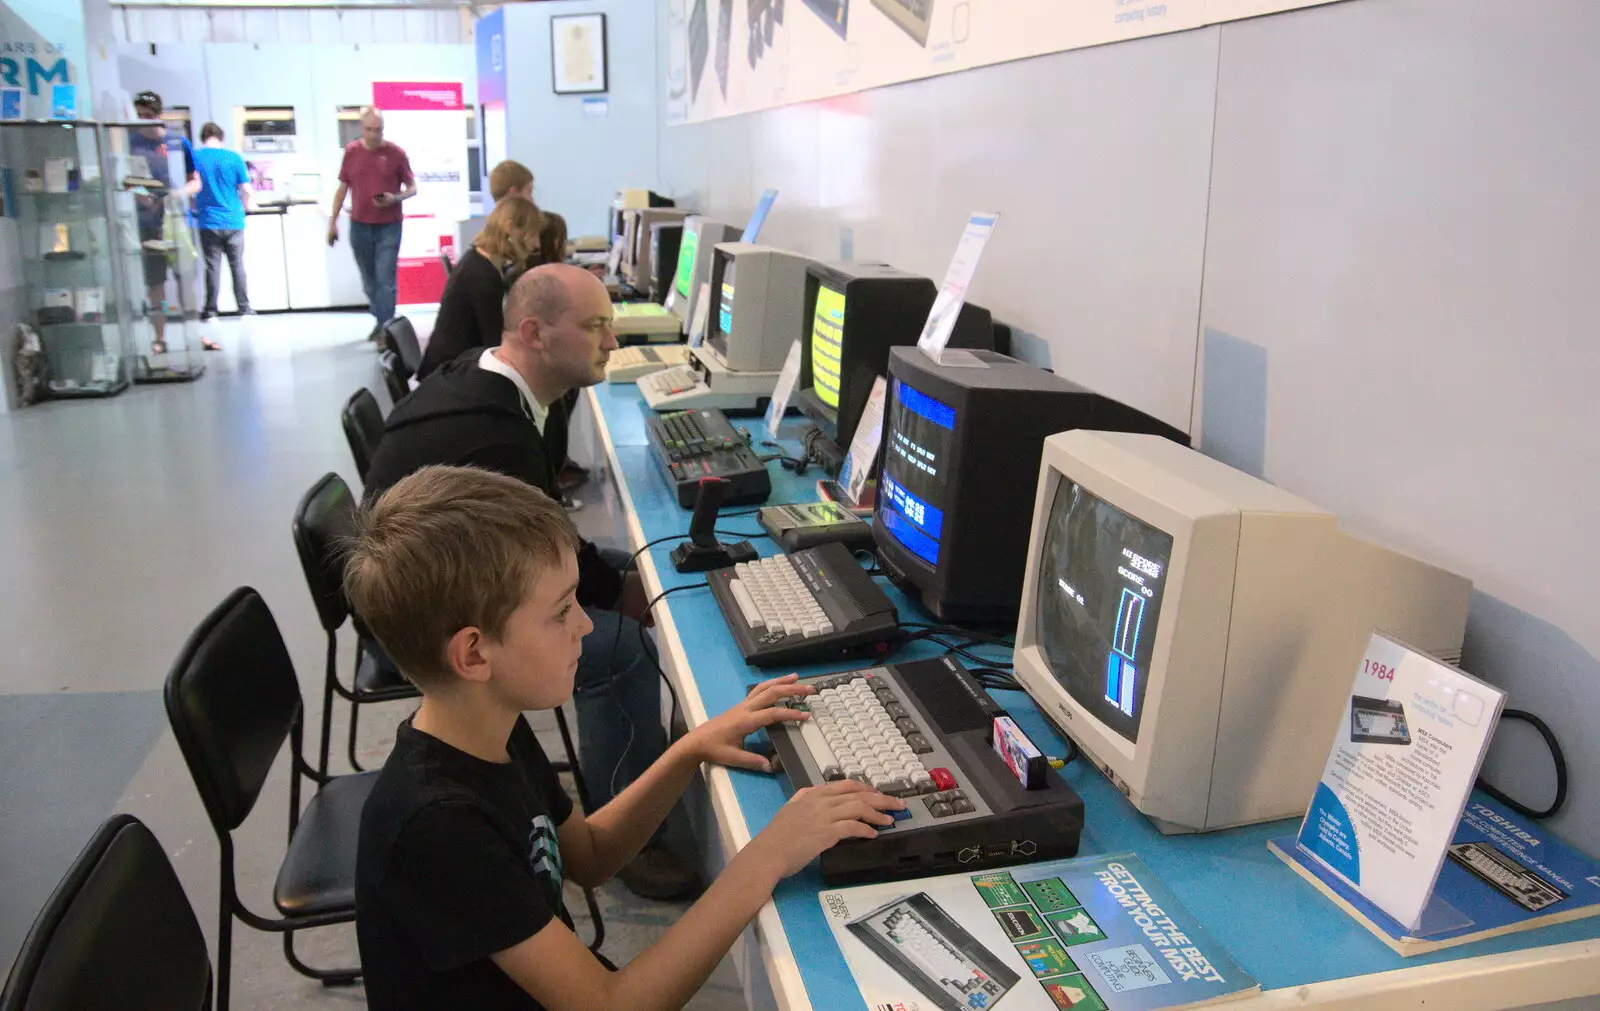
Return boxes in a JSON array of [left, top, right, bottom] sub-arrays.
[[641, 364, 705, 399], [803, 674, 936, 794], [605, 344, 693, 383], [726, 555, 837, 639]]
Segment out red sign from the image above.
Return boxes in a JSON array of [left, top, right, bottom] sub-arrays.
[[372, 81, 464, 112]]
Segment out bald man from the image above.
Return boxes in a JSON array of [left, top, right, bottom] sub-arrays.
[[362, 265, 701, 901], [329, 107, 416, 336]]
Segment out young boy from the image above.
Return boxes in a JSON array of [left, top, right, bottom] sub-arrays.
[[346, 465, 904, 1009]]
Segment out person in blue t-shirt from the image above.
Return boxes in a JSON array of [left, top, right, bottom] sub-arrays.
[[192, 122, 254, 321]]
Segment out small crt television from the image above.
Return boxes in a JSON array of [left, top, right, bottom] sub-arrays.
[[647, 222, 684, 305], [874, 348, 1187, 625], [1012, 431, 1473, 833], [623, 208, 689, 289], [704, 242, 814, 372], [795, 262, 995, 467]]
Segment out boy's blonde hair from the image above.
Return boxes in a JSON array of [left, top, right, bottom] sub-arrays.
[[343, 465, 579, 687], [474, 196, 545, 269], [489, 159, 534, 203]]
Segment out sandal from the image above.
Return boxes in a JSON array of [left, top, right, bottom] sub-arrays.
[[151, 339, 167, 355], [202, 338, 222, 352]]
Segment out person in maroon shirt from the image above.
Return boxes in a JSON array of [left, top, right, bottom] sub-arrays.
[[328, 107, 416, 336]]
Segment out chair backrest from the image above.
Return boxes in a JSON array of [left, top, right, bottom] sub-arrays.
[[377, 349, 410, 408], [292, 472, 359, 635], [0, 815, 211, 1011], [381, 316, 421, 378], [340, 387, 385, 482], [165, 588, 303, 834], [439, 250, 455, 275]]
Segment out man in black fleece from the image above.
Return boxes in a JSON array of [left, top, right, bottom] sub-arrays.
[[363, 263, 700, 900]]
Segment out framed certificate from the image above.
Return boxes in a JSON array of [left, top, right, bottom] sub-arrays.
[[551, 13, 608, 94]]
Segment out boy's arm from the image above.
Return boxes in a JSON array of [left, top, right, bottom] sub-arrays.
[[497, 780, 901, 1011], [557, 674, 811, 887]]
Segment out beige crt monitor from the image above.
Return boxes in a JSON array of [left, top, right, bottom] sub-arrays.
[[1012, 431, 1472, 834]]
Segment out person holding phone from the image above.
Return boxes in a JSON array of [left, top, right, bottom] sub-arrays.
[[328, 107, 416, 339]]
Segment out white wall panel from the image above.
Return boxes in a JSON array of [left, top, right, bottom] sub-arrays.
[[1200, 0, 1600, 843], [657, 16, 1220, 430]]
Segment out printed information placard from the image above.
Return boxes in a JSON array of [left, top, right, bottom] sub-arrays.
[[917, 212, 998, 358], [1295, 631, 1505, 931], [822, 853, 1257, 1010]]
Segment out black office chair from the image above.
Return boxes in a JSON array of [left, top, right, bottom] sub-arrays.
[[165, 587, 373, 1011], [0, 815, 211, 1011], [290, 472, 607, 954], [377, 349, 410, 408], [380, 315, 422, 379], [340, 388, 385, 483], [292, 471, 419, 778], [439, 250, 455, 275]]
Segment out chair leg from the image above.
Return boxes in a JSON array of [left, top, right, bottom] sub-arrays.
[[553, 704, 592, 814], [318, 634, 338, 782], [346, 697, 366, 774], [217, 894, 233, 1011], [581, 883, 606, 956], [283, 929, 362, 986]]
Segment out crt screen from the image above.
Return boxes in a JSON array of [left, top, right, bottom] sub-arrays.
[[1036, 479, 1173, 743], [810, 285, 846, 409], [716, 258, 737, 339], [879, 379, 955, 566], [674, 228, 698, 298]]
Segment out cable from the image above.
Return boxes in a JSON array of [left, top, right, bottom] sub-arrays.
[[1476, 709, 1567, 820], [898, 622, 1016, 647], [632, 583, 709, 737]]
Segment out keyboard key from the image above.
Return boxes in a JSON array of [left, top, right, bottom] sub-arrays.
[[906, 734, 932, 754], [950, 798, 975, 815], [930, 767, 957, 791], [894, 718, 919, 736], [726, 579, 763, 628], [927, 801, 954, 818]]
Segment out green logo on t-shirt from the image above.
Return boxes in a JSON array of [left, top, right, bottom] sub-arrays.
[[527, 813, 564, 909]]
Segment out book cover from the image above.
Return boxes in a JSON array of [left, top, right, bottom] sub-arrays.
[[1271, 794, 1600, 955], [821, 853, 1258, 1010]]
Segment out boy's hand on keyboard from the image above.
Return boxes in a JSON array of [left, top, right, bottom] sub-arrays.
[[685, 673, 814, 772], [748, 781, 907, 879]]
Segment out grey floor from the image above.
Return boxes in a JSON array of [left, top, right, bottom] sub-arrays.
[[0, 311, 742, 1008]]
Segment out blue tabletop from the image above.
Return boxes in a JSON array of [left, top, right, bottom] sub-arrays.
[[586, 382, 1600, 1007]]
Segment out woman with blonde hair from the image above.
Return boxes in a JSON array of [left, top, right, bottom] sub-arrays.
[[418, 196, 558, 379]]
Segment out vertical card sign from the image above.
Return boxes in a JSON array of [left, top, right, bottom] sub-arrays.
[[1296, 631, 1505, 931], [839, 375, 888, 506], [764, 338, 803, 439], [687, 281, 712, 348], [741, 188, 779, 243], [917, 212, 999, 358], [373, 82, 468, 307]]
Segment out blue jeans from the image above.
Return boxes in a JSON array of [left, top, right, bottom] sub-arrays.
[[350, 220, 402, 326], [573, 606, 664, 812]]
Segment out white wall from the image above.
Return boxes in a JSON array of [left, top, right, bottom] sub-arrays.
[[649, 0, 1600, 847], [502, 0, 659, 238], [117, 42, 476, 202]]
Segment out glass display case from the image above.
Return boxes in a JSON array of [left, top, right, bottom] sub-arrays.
[[0, 120, 132, 398], [103, 120, 205, 383]]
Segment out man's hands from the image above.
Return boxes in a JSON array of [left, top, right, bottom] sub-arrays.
[[682, 674, 812, 771], [372, 191, 398, 208], [616, 569, 654, 628], [326, 221, 339, 247], [745, 781, 906, 880]]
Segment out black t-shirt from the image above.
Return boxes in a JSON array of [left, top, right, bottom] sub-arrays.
[[357, 716, 576, 1010]]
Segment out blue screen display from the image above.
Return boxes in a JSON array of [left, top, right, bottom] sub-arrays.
[[880, 379, 956, 566]]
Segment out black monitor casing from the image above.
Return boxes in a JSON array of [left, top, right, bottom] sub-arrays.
[[796, 261, 997, 472], [648, 223, 684, 304], [874, 347, 1190, 625]]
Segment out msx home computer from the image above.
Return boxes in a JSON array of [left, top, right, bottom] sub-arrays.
[[1011, 430, 1473, 833], [642, 242, 814, 413], [873, 347, 1188, 624], [796, 262, 997, 472]]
